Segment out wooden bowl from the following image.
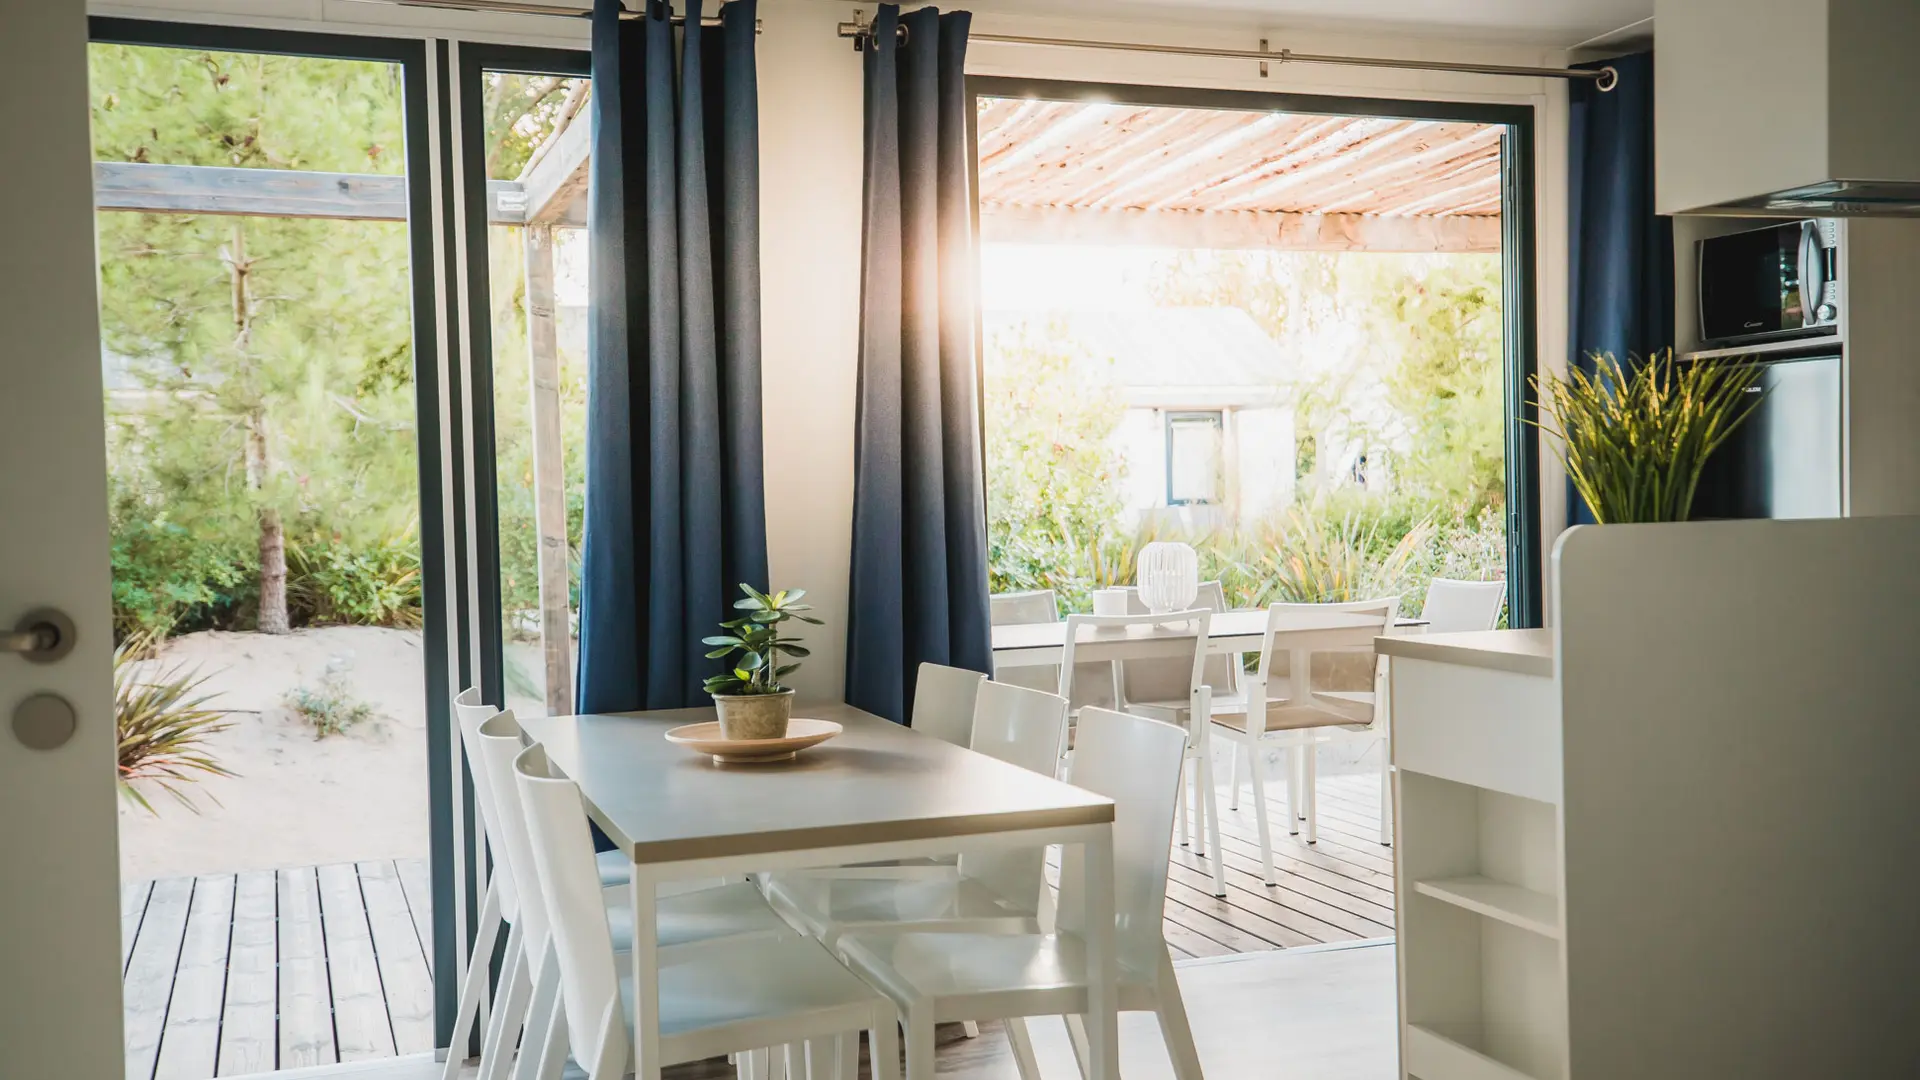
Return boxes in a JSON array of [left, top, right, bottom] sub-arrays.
[[664, 718, 843, 764]]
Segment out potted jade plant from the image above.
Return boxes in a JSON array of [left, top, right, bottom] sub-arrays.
[[701, 584, 821, 741], [1531, 349, 1766, 523]]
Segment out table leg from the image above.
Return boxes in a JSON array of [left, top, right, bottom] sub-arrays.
[[1083, 829, 1119, 1080], [632, 867, 662, 1080]]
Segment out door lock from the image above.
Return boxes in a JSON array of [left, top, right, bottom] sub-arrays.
[[2, 608, 75, 663]]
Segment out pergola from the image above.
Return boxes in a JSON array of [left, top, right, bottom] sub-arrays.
[[973, 99, 1503, 252]]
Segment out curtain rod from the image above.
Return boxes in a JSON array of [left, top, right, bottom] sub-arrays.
[[836, 21, 1619, 92], [340, 0, 760, 27]]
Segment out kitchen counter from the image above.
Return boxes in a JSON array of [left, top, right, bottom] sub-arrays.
[[1376, 627, 1553, 678]]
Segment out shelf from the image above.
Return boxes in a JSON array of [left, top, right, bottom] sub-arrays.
[[1413, 876, 1560, 939], [1406, 1024, 1540, 1080], [1679, 333, 1841, 362]]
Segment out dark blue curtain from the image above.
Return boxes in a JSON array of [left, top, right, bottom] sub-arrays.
[[577, 0, 767, 713], [845, 4, 992, 725], [1566, 51, 1672, 525]]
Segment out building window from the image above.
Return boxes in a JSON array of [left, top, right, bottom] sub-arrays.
[[1165, 411, 1224, 505]]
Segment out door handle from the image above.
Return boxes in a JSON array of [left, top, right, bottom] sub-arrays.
[[2, 608, 75, 663]]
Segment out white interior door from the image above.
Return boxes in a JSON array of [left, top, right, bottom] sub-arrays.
[[0, 0, 127, 1071]]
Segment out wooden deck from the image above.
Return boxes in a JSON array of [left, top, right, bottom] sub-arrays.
[[122, 859, 435, 1080], [120, 773, 1393, 1078], [1066, 770, 1395, 961]]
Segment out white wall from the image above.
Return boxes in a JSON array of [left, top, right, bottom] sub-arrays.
[[93, 0, 1578, 699]]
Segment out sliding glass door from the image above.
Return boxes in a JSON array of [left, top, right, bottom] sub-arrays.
[[88, 17, 455, 1077]]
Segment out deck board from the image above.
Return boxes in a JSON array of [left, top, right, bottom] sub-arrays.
[[278, 865, 338, 1070], [360, 860, 437, 1055], [216, 870, 278, 1076], [123, 875, 194, 1080], [153, 875, 236, 1080], [122, 880, 152, 974], [317, 863, 398, 1062], [395, 857, 434, 969]]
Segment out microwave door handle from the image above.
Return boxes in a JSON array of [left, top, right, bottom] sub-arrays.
[[1799, 221, 1826, 326]]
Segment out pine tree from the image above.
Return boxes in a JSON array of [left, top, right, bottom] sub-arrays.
[[92, 44, 415, 633]]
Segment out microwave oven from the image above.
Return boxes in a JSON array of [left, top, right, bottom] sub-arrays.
[[1697, 219, 1839, 346]]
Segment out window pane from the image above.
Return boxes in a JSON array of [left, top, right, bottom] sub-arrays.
[[482, 71, 591, 719], [1168, 414, 1223, 504]]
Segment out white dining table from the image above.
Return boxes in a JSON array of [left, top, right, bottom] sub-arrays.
[[518, 702, 1122, 1080], [991, 607, 1426, 669]]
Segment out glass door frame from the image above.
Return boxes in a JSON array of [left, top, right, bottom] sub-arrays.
[[87, 16, 468, 1049], [965, 76, 1546, 628], [450, 42, 592, 719]]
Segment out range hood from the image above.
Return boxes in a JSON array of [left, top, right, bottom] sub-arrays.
[[1655, 0, 1920, 218]]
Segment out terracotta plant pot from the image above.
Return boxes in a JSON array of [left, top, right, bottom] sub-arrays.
[[711, 689, 794, 741]]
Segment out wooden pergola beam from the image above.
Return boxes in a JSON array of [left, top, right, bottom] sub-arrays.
[[519, 114, 591, 226], [92, 161, 585, 226], [979, 204, 1502, 254]]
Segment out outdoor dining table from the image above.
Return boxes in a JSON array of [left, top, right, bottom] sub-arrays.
[[990, 606, 1427, 669], [517, 702, 1122, 1080]]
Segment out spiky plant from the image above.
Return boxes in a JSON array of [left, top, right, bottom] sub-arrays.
[[115, 633, 234, 814], [1255, 503, 1433, 605], [1531, 350, 1765, 524]]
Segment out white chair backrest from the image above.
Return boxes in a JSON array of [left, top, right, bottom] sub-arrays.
[[515, 742, 628, 1080], [969, 680, 1070, 775], [990, 590, 1059, 626], [474, 712, 548, 944], [453, 688, 516, 920], [1250, 598, 1397, 704], [1060, 609, 1211, 732], [961, 681, 1071, 904], [1116, 581, 1236, 701], [1056, 708, 1189, 972], [1421, 578, 1506, 634], [990, 590, 1069, 696], [911, 663, 986, 748]]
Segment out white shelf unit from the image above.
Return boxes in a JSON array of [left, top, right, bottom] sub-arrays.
[[1385, 518, 1920, 1078], [1391, 651, 1566, 1080]]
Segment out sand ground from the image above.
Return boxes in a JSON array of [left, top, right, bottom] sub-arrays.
[[117, 626, 1380, 882], [118, 626, 431, 882]]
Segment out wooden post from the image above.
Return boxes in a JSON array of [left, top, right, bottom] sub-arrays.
[[523, 224, 574, 714]]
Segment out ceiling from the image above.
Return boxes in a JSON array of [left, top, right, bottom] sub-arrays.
[[964, 0, 1653, 47]]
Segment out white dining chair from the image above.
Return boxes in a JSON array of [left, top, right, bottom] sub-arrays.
[[513, 741, 903, 1080], [471, 711, 792, 1080], [1059, 608, 1223, 896], [762, 680, 1070, 947], [988, 591, 1062, 694], [1107, 582, 1240, 849], [445, 689, 509, 1080], [991, 587, 1120, 713], [448, 690, 641, 1080], [908, 661, 986, 747], [1421, 577, 1507, 633], [832, 707, 1203, 1080], [1206, 598, 1397, 877]]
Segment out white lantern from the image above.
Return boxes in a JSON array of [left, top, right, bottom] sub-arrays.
[[1136, 541, 1199, 615]]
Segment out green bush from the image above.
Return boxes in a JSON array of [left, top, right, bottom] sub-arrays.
[[992, 494, 1505, 623], [285, 525, 423, 628], [109, 508, 251, 640], [283, 669, 376, 738]]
